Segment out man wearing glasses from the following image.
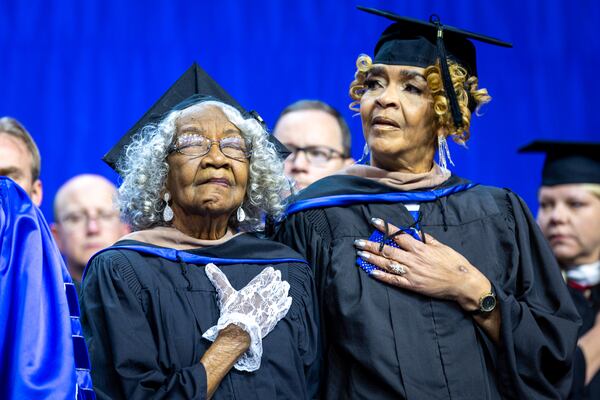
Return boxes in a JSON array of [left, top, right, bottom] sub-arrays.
[[51, 174, 130, 294], [274, 100, 354, 191]]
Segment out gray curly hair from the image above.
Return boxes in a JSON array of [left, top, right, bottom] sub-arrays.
[[117, 101, 288, 232]]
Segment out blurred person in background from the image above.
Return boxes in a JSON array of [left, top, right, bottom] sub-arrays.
[[0, 117, 42, 205], [521, 140, 600, 400], [0, 118, 94, 399], [273, 100, 353, 191], [52, 174, 130, 294]]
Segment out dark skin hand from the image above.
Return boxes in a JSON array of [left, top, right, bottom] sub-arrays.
[[200, 324, 251, 399], [355, 218, 501, 344]]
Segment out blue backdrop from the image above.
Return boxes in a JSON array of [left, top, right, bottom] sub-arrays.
[[2, 0, 598, 220]]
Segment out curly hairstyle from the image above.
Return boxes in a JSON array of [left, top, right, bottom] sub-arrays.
[[348, 54, 491, 144], [117, 101, 288, 232]]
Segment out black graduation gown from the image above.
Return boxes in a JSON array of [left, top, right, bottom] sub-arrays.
[[274, 174, 580, 400], [80, 233, 319, 400], [569, 284, 600, 399]]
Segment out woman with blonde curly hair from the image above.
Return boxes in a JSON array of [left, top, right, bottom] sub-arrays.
[[80, 64, 318, 399], [275, 8, 579, 399], [522, 140, 600, 399]]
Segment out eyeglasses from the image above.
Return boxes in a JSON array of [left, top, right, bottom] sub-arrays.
[[59, 210, 121, 230], [286, 145, 347, 166], [168, 134, 251, 161]]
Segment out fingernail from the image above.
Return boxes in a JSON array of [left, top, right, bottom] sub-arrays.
[[354, 239, 366, 249], [370, 270, 381, 277], [371, 217, 383, 226], [357, 250, 370, 260]]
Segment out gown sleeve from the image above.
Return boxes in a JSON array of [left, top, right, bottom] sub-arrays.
[[80, 250, 207, 400], [275, 210, 329, 398], [274, 209, 332, 291], [491, 192, 581, 399], [569, 346, 586, 399], [287, 262, 321, 399]]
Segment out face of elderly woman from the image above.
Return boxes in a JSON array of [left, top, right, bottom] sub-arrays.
[[360, 64, 437, 170], [166, 105, 249, 221], [537, 184, 600, 266]]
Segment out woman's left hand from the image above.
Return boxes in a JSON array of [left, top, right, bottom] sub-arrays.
[[355, 218, 491, 311]]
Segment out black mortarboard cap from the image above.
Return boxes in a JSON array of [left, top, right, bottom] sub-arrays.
[[104, 62, 290, 172], [357, 6, 512, 127], [519, 140, 600, 185]]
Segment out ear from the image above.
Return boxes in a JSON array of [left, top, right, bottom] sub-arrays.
[[50, 223, 65, 252], [30, 179, 43, 206]]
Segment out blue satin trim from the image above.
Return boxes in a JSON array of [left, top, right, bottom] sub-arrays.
[[286, 183, 477, 216], [65, 283, 95, 399], [0, 177, 95, 399], [84, 244, 308, 281], [408, 209, 420, 223]]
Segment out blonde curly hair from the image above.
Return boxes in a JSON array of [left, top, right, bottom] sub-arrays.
[[349, 54, 491, 144], [583, 184, 600, 200]]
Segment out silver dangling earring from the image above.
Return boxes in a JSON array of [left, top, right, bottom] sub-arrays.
[[357, 142, 370, 164], [163, 192, 174, 222], [437, 134, 455, 171], [236, 206, 246, 222]]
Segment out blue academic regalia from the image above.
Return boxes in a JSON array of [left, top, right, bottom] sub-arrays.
[[0, 177, 94, 400]]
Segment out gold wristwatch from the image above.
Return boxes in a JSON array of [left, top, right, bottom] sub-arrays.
[[470, 290, 496, 315]]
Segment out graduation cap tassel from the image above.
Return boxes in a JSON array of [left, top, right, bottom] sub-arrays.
[[431, 17, 463, 130]]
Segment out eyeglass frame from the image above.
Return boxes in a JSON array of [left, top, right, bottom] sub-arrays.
[[285, 145, 348, 165], [57, 209, 121, 230], [167, 135, 252, 161]]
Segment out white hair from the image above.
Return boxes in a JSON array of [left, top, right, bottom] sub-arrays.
[[117, 101, 288, 232]]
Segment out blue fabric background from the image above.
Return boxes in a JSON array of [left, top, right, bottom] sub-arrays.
[[1, 0, 598, 219]]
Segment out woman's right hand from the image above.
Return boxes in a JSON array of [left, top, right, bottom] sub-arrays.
[[202, 263, 292, 371]]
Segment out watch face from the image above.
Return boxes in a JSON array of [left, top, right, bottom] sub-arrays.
[[481, 295, 496, 312]]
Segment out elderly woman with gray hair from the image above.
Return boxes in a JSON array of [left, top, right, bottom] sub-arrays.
[[80, 65, 319, 400]]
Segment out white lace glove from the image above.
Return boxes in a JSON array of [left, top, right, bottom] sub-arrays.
[[202, 263, 293, 372]]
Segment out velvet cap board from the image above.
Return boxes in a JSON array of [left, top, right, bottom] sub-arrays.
[[519, 140, 600, 185], [104, 62, 290, 173]]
